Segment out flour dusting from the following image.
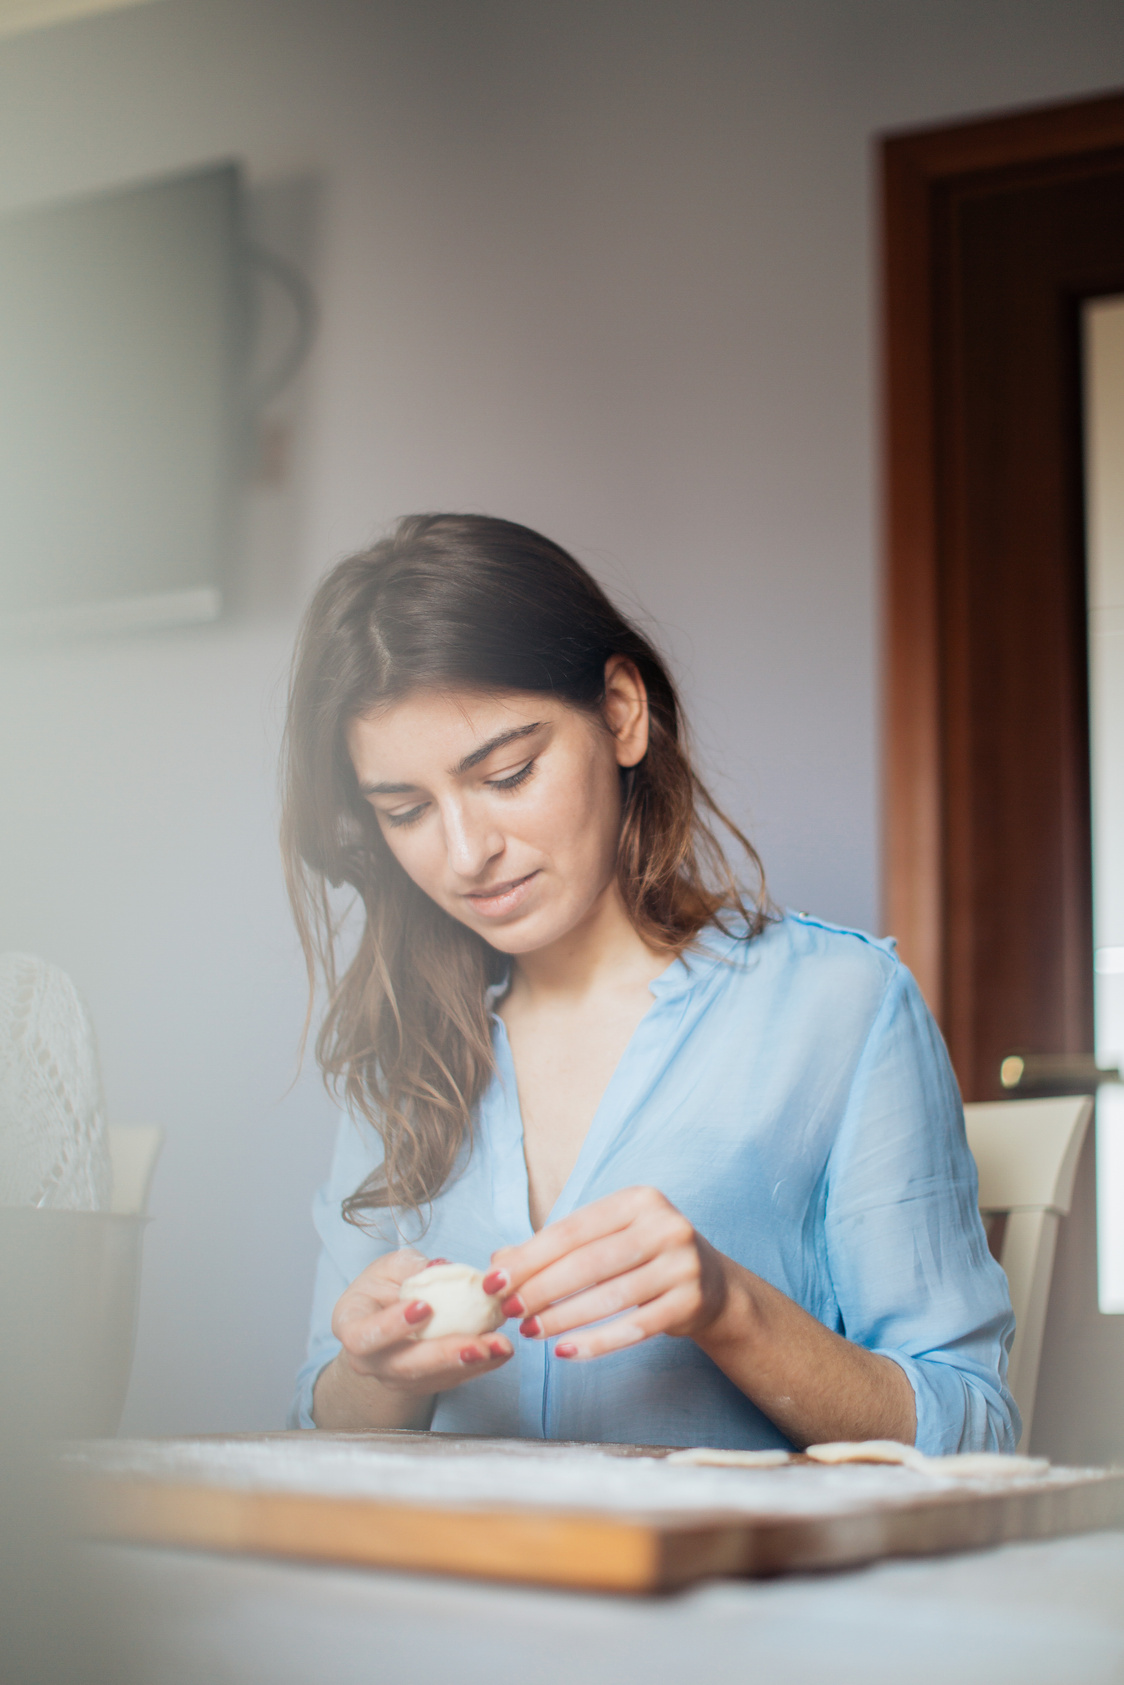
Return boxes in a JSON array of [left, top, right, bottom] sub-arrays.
[[60, 1435, 1090, 1520]]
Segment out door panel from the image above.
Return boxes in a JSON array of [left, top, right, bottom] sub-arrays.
[[882, 92, 1124, 1460], [883, 97, 1124, 1101]]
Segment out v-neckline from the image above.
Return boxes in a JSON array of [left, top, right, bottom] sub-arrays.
[[488, 948, 699, 1239]]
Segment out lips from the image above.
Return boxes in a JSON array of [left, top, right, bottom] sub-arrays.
[[463, 870, 539, 917]]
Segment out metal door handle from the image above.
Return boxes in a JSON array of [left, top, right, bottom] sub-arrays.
[[999, 1052, 1121, 1093]]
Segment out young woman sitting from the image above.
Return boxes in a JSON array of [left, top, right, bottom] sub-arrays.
[[284, 513, 1016, 1454]]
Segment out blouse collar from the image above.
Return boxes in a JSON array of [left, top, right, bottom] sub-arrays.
[[485, 916, 754, 1015]]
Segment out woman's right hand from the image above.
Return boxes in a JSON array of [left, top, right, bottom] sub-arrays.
[[312, 1249, 513, 1429]]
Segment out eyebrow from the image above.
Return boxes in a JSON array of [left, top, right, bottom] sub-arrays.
[[452, 722, 543, 775], [359, 722, 544, 796]]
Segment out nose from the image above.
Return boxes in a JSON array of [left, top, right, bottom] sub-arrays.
[[441, 797, 504, 882]]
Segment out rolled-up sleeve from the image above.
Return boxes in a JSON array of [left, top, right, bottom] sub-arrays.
[[823, 965, 1020, 1454]]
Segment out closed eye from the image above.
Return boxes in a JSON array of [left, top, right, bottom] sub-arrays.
[[486, 759, 535, 791], [383, 800, 429, 829], [379, 757, 535, 827]]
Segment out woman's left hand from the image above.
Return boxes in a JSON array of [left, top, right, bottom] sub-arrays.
[[483, 1187, 731, 1359]]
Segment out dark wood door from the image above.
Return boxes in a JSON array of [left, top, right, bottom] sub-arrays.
[[883, 93, 1124, 1102]]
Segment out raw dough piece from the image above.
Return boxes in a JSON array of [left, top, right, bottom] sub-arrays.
[[925, 1452, 1049, 1479], [805, 1441, 1049, 1479], [805, 1440, 930, 1471], [399, 1262, 505, 1341], [666, 1447, 792, 1468]]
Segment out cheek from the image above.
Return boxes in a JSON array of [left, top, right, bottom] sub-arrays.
[[380, 824, 446, 895], [528, 744, 620, 859]]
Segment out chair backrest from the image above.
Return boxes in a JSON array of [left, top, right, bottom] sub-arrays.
[[107, 1124, 164, 1216], [964, 1095, 1094, 1450]]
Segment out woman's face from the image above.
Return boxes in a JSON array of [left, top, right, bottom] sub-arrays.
[[346, 658, 649, 956]]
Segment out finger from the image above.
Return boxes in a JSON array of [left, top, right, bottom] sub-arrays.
[[485, 1188, 657, 1296], [334, 1293, 434, 1359], [521, 1253, 687, 1339], [345, 1250, 430, 1308], [551, 1286, 697, 1361], [374, 1331, 514, 1386], [510, 1209, 682, 1319]]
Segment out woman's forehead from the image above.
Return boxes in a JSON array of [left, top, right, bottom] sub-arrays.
[[358, 685, 557, 735], [346, 688, 570, 779]]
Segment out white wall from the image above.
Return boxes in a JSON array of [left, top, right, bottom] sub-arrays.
[[2, 0, 1124, 1435]]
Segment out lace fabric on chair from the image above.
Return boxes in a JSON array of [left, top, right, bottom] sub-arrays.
[[0, 953, 112, 1209]]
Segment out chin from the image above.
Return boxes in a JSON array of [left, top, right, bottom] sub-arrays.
[[476, 921, 558, 957], [466, 904, 580, 957]]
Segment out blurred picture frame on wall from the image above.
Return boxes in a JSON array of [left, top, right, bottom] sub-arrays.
[[0, 160, 246, 638]]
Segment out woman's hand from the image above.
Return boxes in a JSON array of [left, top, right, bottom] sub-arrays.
[[311, 1248, 513, 1430], [483, 1187, 732, 1359], [484, 1189, 916, 1449]]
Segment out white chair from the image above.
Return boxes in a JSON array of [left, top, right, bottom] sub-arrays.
[[964, 1095, 1094, 1450], [107, 1124, 164, 1217]]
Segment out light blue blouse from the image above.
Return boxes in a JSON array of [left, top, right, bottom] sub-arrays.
[[290, 912, 1018, 1453]]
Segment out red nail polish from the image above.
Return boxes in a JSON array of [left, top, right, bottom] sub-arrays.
[[425, 1258, 451, 1268], [501, 1293, 525, 1317], [554, 1343, 578, 1359], [487, 1340, 507, 1358], [519, 1316, 542, 1338], [482, 1269, 508, 1295], [403, 1300, 432, 1325], [460, 1347, 482, 1364]]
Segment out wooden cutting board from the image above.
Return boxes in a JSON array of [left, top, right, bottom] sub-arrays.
[[62, 1431, 1124, 1593]]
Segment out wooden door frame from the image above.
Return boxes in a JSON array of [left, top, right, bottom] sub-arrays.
[[882, 88, 1124, 1042]]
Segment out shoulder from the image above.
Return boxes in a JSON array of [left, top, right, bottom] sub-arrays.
[[768, 909, 899, 973], [691, 910, 917, 1045], [725, 908, 902, 991]]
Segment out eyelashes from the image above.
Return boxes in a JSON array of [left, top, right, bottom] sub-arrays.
[[385, 803, 427, 829], [382, 759, 536, 829], [487, 759, 536, 792]]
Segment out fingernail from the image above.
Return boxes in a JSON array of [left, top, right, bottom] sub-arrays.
[[501, 1293, 525, 1317], [403, 1301, 432, 1325], [460, 1347, 483, 1364], [519, 1315, 543, 1338], [554, 1343, 579, 1359], [482, 1269, 508, 1295], [425, 1258, 451, 1268], [487, 1339, 507, 1358]]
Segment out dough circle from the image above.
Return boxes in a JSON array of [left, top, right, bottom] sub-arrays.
[[805, 1439, 928, 1471], [921, 1451, 1049, 1479], [665, 1447, 792, 1468], [805, 1441, 1049, 1479], [399, 1262, 505, 1341]]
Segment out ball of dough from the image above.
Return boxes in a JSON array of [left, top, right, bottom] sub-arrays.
[[399, 1262, 505, 1341]]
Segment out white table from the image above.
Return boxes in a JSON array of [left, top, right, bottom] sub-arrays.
[[89, 1528, 1124, 1685]]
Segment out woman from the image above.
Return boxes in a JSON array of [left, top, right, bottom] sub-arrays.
[[285, 513, 1016, 1453]]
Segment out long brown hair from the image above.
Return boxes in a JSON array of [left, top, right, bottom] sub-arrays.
[[282, 514, 769, 1220]]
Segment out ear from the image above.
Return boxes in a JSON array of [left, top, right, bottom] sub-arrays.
[[602, 655, 650, 768]]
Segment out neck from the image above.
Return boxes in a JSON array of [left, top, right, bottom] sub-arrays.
[[510, 882, 670, 1005]]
